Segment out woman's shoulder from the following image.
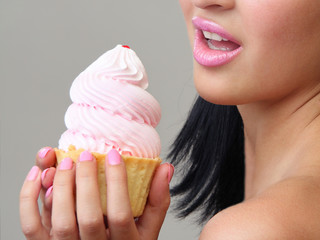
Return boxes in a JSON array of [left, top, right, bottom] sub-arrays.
[[199, 176, 320, 240]]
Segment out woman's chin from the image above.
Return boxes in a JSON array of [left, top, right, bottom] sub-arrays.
[[193, 67, 248, 106], [195, 82, 245, 106]]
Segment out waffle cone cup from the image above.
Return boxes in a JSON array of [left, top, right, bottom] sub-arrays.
[[55, 145, 161, 217]]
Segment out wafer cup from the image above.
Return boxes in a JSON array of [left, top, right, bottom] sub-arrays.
[[55, 145, 161, 217]]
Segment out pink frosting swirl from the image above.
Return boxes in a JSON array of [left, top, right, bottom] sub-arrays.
[[58, 45, 161, 158]]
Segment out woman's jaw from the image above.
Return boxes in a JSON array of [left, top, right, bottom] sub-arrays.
[[189, 15, 249, 105], [181, 0, 320, 107]]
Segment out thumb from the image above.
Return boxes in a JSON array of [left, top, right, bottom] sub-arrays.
[[136, 163, 174, 239]]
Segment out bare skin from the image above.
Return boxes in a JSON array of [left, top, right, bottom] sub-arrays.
[[180, 0, 320, 239], [20, 0, 320, 238], [20, 149, 173, 239], [199, 91, 320, 239]]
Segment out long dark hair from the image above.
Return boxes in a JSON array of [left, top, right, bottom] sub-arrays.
[[168, 96, 245, 224]]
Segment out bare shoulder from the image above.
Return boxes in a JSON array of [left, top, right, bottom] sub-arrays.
[[200, 176, 320, 240]]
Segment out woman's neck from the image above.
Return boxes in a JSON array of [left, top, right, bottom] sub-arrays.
[[238, 84, 320, 199]]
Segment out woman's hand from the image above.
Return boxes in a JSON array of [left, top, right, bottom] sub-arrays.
[[20, 148, 173, 239], [20, 147, 56, 238]]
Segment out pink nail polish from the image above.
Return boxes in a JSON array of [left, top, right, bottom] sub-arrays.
[[167, 164, 174, 184], [79, 151, 93, 162], [45, 186, 53, 198], [107, 149, 121, 165], [41, 168, 49, 181], [27, 166, 40, 181], [59, 158, 73, 170], [38, 147, 52, 159]]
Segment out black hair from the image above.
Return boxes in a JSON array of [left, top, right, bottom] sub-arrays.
[[168, 96, 245, 224]]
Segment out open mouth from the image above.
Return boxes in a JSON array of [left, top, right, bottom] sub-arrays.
[[192, 17, 243, 67], [202, 30, 240, 52]]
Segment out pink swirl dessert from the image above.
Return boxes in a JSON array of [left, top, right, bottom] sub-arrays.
[[55, 45, 162, 217]]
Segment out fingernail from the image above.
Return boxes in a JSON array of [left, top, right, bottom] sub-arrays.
[[167, 164, 174, 184], [41, 168, 49, 181], [79, 151, 93, 162], [38, 147, 52, 159], [107, 149, 121, 165], [59, 158, 73, 170], [27, 166, 40, 181], [45, 186, 53, 198]]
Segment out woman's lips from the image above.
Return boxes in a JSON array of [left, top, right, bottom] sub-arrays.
[[192, 16, 243, 67]]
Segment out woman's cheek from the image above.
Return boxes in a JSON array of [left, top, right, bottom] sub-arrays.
[[243, 1, 307, 45]]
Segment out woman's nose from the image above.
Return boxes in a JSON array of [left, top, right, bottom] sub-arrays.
[[191, 0, 235, 10]]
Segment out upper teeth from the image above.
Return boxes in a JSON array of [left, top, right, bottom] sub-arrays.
[[203, 30, 228, 41]]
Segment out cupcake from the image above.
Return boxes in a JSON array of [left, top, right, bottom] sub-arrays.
[[55, 45, 161, 217]]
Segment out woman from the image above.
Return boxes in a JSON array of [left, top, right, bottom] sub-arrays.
[[20, 0, 320, 239]]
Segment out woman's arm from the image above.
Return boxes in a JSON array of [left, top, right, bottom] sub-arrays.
[[200, 178, 320, 240], [199, 200, 283, 240]]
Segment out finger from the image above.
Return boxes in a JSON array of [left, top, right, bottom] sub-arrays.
[[37, 149, 56, 209], [41, 185, 53, 232], [39, 168, 55, 232], [20, 166, 49, 239], [105, 150, 139, 240], [76, 151, 107, 240], [39, 167, 53, 204], [136, 163, 173, 239], [41, 167, 56, 189], [51, 158, 79, 239], [36, 147, 56, 170]]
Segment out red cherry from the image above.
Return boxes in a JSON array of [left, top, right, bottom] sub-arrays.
[[122, 45, 130, 49]]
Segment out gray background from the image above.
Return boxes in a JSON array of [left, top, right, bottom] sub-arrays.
[[1, 0, 201, 239]]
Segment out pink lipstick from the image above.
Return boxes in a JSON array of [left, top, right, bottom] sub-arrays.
[[192, 16, 242, 67]]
